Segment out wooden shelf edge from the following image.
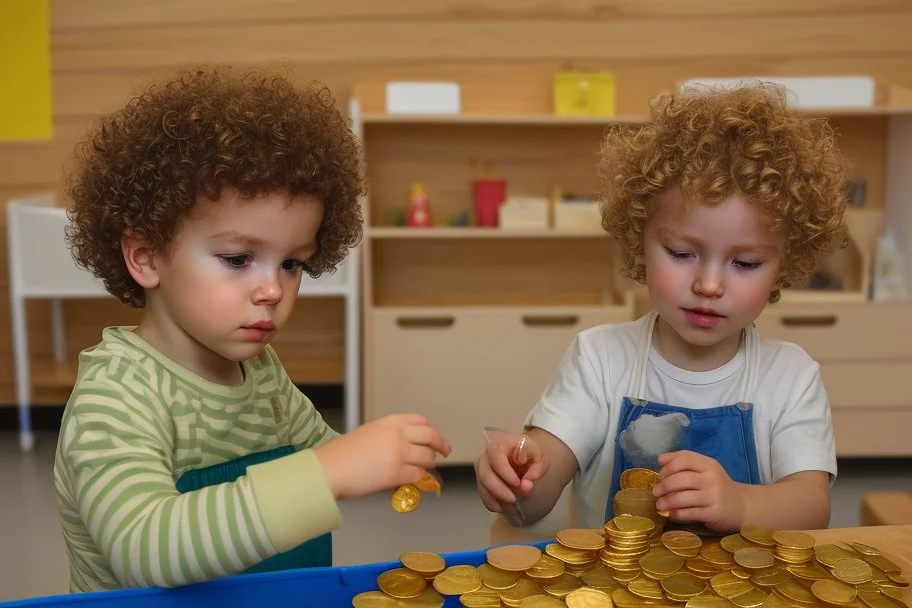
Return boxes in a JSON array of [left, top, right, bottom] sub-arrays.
[[369, 227, 606, 239]]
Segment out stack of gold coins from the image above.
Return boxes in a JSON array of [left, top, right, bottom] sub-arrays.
[[601, 515, 655, 579], [772, 530, 815, 565]]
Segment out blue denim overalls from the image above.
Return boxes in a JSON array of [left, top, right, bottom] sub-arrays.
[[604, 312, 762, 524], [176, 445, 332, 574]]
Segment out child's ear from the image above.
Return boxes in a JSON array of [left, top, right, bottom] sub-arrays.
[[121, 232, 160, 289]]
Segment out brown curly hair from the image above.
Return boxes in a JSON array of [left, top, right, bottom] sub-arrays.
[[599, 83, 848, 303], [65, 68, 364, 307]]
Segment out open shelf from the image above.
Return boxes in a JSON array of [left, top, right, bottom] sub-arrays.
[[369, 226, 606, 239]]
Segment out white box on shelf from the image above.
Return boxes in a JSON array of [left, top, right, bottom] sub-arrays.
[[385, 82, 461, 115], [498, 196, 549, 229], [554, 199, 601, 230], [679, 76, 876, 109]]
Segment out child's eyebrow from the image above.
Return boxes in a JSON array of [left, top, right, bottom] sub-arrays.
[[656, 227, 780, 255], [209, 231, 267, 247]]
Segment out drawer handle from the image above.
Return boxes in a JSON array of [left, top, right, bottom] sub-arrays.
[[522, 315, 580, 327], [780, 315, 838, 328], [395, 316, 455, 329]]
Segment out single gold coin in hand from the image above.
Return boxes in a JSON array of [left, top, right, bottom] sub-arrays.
[[413, 471, 443, 495], [486, 544, 543, 572], [620, 468, 661, 490], [391, 484, 421, 513], [399, 551, 445, 577], [352, 590, 400, 608], [432, 565, 480, 596], [377, 567, 427, 599], [733, 547, 775, 569], [811, 579, 857, 604], [565, 586, 614, 607], [557, 528, 606, 551]]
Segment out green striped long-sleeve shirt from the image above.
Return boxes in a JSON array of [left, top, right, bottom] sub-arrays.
[[53, 327, 342, 592]]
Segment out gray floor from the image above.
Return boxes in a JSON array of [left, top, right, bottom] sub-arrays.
[[1, 411, 911, 603]]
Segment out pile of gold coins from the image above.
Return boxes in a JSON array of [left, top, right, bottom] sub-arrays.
[[351, 516, 910, 608]]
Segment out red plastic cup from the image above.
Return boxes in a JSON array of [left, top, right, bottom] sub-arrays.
[[473, 179, 506, 227]]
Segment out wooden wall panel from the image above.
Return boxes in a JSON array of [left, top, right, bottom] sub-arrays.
[[0, 0, 910, 405]]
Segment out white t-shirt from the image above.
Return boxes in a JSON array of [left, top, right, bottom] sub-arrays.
[[525, 312, 837, 528]]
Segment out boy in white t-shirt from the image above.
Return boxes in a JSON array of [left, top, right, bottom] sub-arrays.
[[476, 84, 848, 533]]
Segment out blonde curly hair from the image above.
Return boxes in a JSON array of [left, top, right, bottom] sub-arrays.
[[599, 83, 849, 303]]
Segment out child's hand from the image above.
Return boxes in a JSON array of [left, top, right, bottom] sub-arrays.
[[475, 432, 549, 515], [653, 450, 746, 533], [314, 414, 451, 500]]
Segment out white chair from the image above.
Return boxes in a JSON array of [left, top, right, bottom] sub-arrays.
[[7, 194, 362, 451], [7, 194, 109, 451]]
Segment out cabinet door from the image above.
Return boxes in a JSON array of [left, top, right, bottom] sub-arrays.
[[368, 307, 632, 464]]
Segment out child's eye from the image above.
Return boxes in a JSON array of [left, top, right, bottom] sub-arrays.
[[219, 254, 251, 268], [733, 260, 762, 270], [281, 259, 306, 273], [664, 247, 694, 260]]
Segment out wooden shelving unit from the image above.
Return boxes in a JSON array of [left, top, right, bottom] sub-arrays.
[[354, 80, 912, 463]]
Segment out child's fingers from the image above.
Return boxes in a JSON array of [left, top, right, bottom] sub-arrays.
[[487, 444, 523, 488], [477, 456, 522, 504], [653, 471, 702, 497], [659, 450, 703, 477], [477, 482, 505, 513], [406, 424, 452, 457], [404, 444, 441, 470]]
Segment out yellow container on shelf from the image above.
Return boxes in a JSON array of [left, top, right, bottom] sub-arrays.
[[553, 72, 616, 116]]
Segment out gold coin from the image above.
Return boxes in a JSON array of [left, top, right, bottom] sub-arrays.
[[566, 586, 614, 607], [688, 557, 724, 575], [702, 542, 736, 567], [761, 592, 794, 608], [413, 471, 442, 494], [611, 514, 657, 534], [432, 565, 480, 596], [866, 553, 904, 576], [547, 543, 598, 565], [663, 530, 703, 556], [888, 573, 911, 587], [501, 578, 545, 605], [459, 590, 502, 608], [777, 579, 816, 604], [772, 531, 815, 551], [687, 593, 738, 608], [833, 557, 874, 585], [399, 586, 445, 608], [391, 484, 421, 513], [741, 526, 776, 547], [850, 542, 881, 556], [628, 575, 665, 600], [811, 579, 857, 604], [734, 548, 775, 569], [641, 552, 685, 578], [526, 555, 566, 580], [541, 573, 584, 598], [377, 568, 427, 599], [730, 588, 767, 608], [815, 544, 858, 567], [520, 595, 570, 608], [711, 571, 755, 599], [721, 534, 760, 554], [859, 591, 907, 608], [662, 571, 708, 598], [787, 562, 833, 581], [399, 551, 445, 577], [881, 587, 911, 603], [565, 562, 603, 578], [487, 545, 543, 572], [557, 528, 606, 551], [750, 568, 790, 588], [620, 467, 661, 490], [476, 563, 521, 589], [352, 590, 400, 608], [732, 569, 751, 580], [581, 566, 621, 591]]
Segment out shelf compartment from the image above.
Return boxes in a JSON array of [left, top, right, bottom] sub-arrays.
[[371, 237, 624, 308], [367, 300, 635, 464]]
